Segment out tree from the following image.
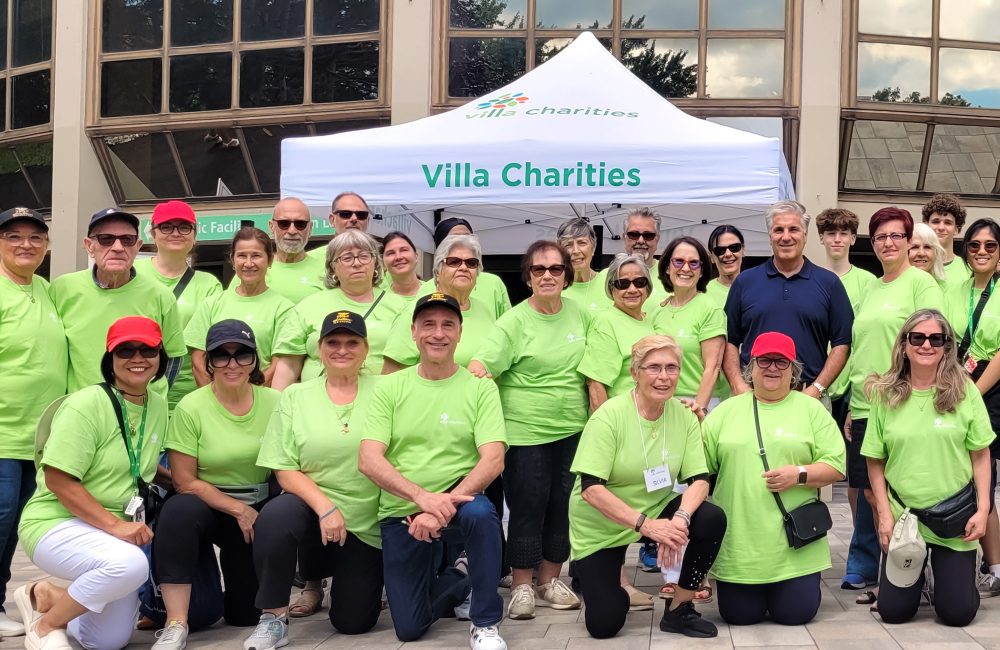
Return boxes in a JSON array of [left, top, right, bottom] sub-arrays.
[[871, 85, 972, 107], [448, 1, 526, 96]]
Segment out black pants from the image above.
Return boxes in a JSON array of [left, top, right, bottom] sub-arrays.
[[847, 417, 871, 489], [716, 572, 821, 626], [152, 493, 262, 627], [504, 434, 579, 569], [253, 493, 383, 635], [574, 500, 726, 639], [877, 543, 979, 627]]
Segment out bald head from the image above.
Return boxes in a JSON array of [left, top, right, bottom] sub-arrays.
[[270, 197, 312, 256]]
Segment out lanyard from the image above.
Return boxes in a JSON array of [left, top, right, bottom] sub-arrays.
[[631, 390, 667, 473], [968, 279, 995, 342], [114, 390, 148, 489]]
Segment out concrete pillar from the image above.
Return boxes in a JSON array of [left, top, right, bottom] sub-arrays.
[[390, 0, 434, 125]]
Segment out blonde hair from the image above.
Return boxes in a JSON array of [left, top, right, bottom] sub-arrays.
[[630, 335, 682, 376], [910, 222, 947, 282], [864, 309, 966, 413], [324, 230, 385, 289]]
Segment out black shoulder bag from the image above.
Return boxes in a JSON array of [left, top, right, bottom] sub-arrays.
[[886, 482, 977, 539], [100, 383, 165, 522], [957, 274, 997, 363], [753, 397, 833, 549]]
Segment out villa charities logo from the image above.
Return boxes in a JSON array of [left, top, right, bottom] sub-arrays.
[[464, 91, 639, 120]]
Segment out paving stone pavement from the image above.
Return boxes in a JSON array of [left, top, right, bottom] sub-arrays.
[[4, 485, 1000, 649]]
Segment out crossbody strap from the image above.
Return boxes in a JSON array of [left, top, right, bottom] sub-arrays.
[[958, 274, 998, 361], [363, 290, 386, 320], [172, 267, 196, 299], [752, 397, 792, 520], [100, 382, 131, 450]]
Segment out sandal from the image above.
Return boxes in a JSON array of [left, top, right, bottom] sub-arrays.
[[288, 585, 324, 618], [856, 590, 877, 605], [659, 583, 713, 604]]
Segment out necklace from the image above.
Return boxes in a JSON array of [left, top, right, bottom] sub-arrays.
[[332, 402, 356, 434], [18, 282, 35, 303]]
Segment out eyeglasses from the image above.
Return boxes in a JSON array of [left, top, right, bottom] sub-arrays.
[[154, 223, 194, 235], [712, 243, 743, 257], [670, 257, 701, 270], [113, 344, 160, 359], [906, 332, 949, 348], [755, 356, 792, 370], [334, 252, 374, 265], [444, 256, 480, 269], [332, 210, 369, 220], [91, 233, 139, 248], [208, 350, 256, 368], [0, 232, 48, 247], [968, 240, 999, 254], [872, 232, 907, 244], [612, 276, 650, 290], [625, 230, 657, 242], [274, 219, 310, 231], [639, 364, 680, 376], [529, 264, 566, 277]]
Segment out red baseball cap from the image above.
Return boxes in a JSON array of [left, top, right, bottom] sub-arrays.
[[151, 200, 196, 225], [106, 316, 163, 351], [750, 331, 796, 362]]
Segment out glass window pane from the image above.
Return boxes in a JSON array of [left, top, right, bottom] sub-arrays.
[[242, 123, 310, 192], [844, 120, 924, 191], [0, 79, 5, 130], [12, 0, 51, 67], [448, 37, 525, 97], [241, 0, 305, 41], [11, 70, 49, 128], [708, 0, 784, 30], [450, 0, 525, 29], [312, 41, 379, 103], [536, 0, 612, 30], [536, 36, 610, 66], [18, 141, 52, 206], [939, 49, 1000, 109], [940, 4, 1000, 43], [170, 0, 232, 46], [708, 116, 783, 142], [926, 125, 1000, 195], [857, 43, 930, 103], [169, 53, 232, 112], [104, 133, 185, 200], [622, 0, 698, 30], [239, 47, 304, 107], [101, 59, 163, 117], [0, 148, 37, 207], [173, 129, 255, 196], [705, 39, 783, 98], [858, 0, 930, 37], [0, 0, 8, 68], [623, 38, 698, 98], [102, 0, 163, 52], [314, 0, 380, 35]]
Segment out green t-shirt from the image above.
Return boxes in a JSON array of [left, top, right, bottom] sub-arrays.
[[705, 278, 731, 308], [18, 385, 167, 557], [577, 307, 655, 398], [569, 393, 708, 561], [849, 266, 945, 419], [702, 391, 846, 583], [383, 296, 496, 368], [228, 255, 327, 305], [49, 269, 187, 398], [562, 269, 612, 313], [184, 288, 297, 370], [943, 258, 972, 287], [862, 384, 994, 552], [362, 366, 507, 519], [422, 271, 511, 320], [651, 293, 726, 398], [135, 258, 223, 409], [279, 288, 408, 379], [380, 276, 422, 309], [943, 277, 979, 342], [257, 376, 382, 548], [0, 275, 67, 460], [969, 280, 1000, 362], [829, 265, 878, 399], [473, 299, 591, 446], [166, 384, 279, 486]]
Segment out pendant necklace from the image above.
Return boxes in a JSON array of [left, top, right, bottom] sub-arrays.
[[332, 402, 356, 434]]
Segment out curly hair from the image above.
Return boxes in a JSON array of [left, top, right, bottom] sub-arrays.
[[921, 193, 967, 231]]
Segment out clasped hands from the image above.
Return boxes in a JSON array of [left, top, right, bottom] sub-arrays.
[[641, 516, 689, 568]]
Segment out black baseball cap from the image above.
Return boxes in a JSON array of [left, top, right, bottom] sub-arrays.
[[205, 319, 257, 352], [0, 207, 48, 231], [412, 292, 463, 323], [89, 207, 140, 235], [433, 217, 473, 248], [320, 310, 367, 339]]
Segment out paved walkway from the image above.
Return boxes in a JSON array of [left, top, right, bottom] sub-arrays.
[[3, 486, 1000, 649]]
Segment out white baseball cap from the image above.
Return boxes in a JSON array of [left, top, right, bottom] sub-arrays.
[[885, 509, 927, 588]]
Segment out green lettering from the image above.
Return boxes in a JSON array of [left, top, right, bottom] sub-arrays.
[[627, 169, 641, 186], [502, 162, 522, 186]]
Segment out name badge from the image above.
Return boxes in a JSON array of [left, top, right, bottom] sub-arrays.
[[124, 495, 145, 524], [644, 465, 671, 493], [965, 355, 978, 374]]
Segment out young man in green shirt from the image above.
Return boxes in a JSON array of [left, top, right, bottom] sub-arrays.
[[922, 192, 971, 286], [359, 293, 508, 650]]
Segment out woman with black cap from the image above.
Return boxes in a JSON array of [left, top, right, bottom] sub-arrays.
[[150, 320, 281, 649], [427, 218, 511, 319], [248, 311, 383, 647]]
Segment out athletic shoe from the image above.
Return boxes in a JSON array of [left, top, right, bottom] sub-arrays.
[[470, 623, 507, 650], [659, 601, 718, 638], [242, 613, 289, 650], [498, 574, 513, 589], [840, 572, 873, 590], [0, 610, 25, 637], [455, 591, 473, 620], [23, 620, 72, 650], [639, 542, 659, 572], [507, 584, 535, 620], [535, 578, 581, 610], [152, 621, 188, 649], [977, 571, 1000, 598]]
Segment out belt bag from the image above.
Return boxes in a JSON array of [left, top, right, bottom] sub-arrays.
[[891, 482, 977, 539], [217, 483, 269, 506]]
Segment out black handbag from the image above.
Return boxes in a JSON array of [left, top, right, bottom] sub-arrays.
[[888, 481, 977, 539], [753, 397, 833, 549]]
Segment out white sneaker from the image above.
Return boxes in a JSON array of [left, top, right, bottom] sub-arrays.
[[152, 620, 188, 649], [470, 623, 507, 650], [455, 591, 473, 620], [243, 613, 289, 650], [0, 610, 24, 637], [507, 583, 535, 620], [535, 578, 581, 610], [23, 620, 72, 650]]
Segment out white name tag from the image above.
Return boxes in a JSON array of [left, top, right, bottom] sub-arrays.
[[644, 465, 672, 493], [124, 496, 145, 524]]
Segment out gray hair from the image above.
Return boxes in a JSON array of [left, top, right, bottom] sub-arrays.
[[433, 234, 483, 282], [556, 217, 596, 244], [765, 200, 811, 231], [605, 253, 651, 299], [741, 357, 805, 389], [910, 222, 947, 282], [330, 191, 370, 212], [623, 207, 662, 232], [324, 230, 385, 289]]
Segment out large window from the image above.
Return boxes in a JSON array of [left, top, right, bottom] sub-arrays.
[[0, 0, 53, 135]]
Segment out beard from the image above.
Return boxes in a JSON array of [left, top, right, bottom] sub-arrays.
[[276, 237, 306, 255]]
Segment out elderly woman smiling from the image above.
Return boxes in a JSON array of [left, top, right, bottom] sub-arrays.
[[557, 217, 611, 313]]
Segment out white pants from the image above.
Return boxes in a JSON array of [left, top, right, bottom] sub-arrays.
[[31, 519, 148, 650]]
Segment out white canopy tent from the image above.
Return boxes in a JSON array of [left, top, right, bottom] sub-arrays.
[[281, 31, 794, 256]]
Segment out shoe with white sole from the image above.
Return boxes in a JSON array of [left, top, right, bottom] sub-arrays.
[[506, 584, 535, 620], [243, 613, 289, 650], [151, 620, 188, 649], [23, 620, 72, 650], [535, 578, 580, 610], [470, 623, 507, 650], [0, 610, 24, 637], [14, 584, 41, 632]]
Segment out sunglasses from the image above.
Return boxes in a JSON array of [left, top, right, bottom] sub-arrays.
[[755, 356, 791, 370], [208, 350, 256, 368], [113, 344, 160, 359], [968, 240, 999, 254], [906, 332, 949, 348], [625, 230, 657, 242], [612, 276, 650, 290], [154, 223, 194, 235], [274, 219, 310, 231], [712, 243, 743, 257], [670, 257, 701, 270], [444, 256, 480, 269], [91, 233, 138, 247], [333, 210, 369, 220], [529, 264, 566, 277]]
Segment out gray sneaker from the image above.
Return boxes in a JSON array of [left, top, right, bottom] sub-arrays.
[[978, 571, 1000, 598], [243, 613, 289, 650], [455, 591, 473, 620], [152, 621, 188, 650]]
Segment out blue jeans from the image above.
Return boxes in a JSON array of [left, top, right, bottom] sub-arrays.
[[380, 494, 503, 642], [846, 488, 879, 582], [0, 459, 36, 612]]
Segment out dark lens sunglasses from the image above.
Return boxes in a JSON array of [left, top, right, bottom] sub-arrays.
[[274, 219, 310, 231], [968, 241, 999, 254], [113, 344, 160, 359], [155, 223, 194, 235], [444, 257, 480, 269], [712, 243, 743, 257], [755, 356, 791, 370], [906, 332, 949, 348], [333, 210, 369, 220], [92, 234, 139, 247], [612, 276, 651, 290], [208, 350, 257, 368], [529, 264, 566, 277], [625, 230, 657, 242]]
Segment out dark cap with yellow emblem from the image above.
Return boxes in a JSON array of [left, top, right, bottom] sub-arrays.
[[412, 292, 463, 323], [320, 310, 367, 339]]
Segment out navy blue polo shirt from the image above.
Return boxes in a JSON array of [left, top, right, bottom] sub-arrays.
[[725, 257, 853, 384]]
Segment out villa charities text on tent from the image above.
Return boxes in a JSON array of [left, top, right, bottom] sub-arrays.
[[421, 161, 642, 189]]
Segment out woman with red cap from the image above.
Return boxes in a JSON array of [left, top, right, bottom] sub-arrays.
[[15, 316, 169, 650], [702, 331, 846, 626]]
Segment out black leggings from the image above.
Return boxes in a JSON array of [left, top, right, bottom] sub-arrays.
[[152, 493, 263, 627], [574, 500, 726, 639], [716, 572, 821, 626], [877, 543, 979, 627], [253, 493, 383, 635]]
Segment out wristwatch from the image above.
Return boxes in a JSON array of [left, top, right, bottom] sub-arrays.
[[797, 465, 808, 485], [811, 381, 826, 396]]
